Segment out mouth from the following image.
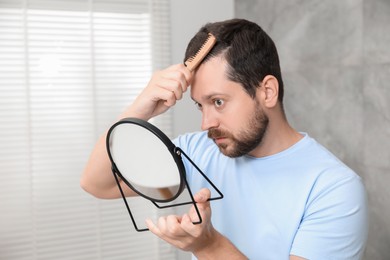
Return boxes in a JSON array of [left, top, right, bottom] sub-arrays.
[[208, 128, 229, 145], [213, 136, 227, 144]]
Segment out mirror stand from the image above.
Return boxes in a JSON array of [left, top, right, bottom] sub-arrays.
[[111, 147, 223, 232], [111, 166, 148, 232]]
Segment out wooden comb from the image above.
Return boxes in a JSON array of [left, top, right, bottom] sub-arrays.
[[185, 33, 217, 72]]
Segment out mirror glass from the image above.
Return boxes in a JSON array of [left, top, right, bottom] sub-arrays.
[[108, 120, 183, 202]]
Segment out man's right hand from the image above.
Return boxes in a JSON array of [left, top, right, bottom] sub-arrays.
[[123, 63, 193, 120]]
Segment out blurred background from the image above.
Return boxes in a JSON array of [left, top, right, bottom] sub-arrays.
[[0, 0, 388, 259]]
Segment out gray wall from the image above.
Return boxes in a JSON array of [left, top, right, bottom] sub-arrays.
[[236, 0, 390, 259]]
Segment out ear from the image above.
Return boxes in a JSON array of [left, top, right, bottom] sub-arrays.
[[257, 75, 279, 108]]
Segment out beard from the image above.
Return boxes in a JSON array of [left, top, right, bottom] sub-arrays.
[[208, 105, 269, 158]]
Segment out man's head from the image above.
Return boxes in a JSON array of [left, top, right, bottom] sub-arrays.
[[185, 19, 284, 158], [184, 18, 284, 103]]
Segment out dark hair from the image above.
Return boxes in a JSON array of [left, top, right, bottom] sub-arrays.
[[184, 18, 284, 103]]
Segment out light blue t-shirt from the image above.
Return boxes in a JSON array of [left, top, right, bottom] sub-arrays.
[[173, 132, 368, 260]]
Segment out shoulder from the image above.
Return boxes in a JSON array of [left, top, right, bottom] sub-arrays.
[[305, 136, 363, 190], [294, 134, 360, 182], [291, 135, 368, 259], [298, 135, 365, 207]]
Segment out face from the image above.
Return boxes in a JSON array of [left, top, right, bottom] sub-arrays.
[[191, 57, 269, 158]]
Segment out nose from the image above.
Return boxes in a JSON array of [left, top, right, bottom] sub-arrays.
[[201, 109, 219, 131]]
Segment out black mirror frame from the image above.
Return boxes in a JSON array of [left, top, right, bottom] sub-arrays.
[[106, 118, 223, 232]]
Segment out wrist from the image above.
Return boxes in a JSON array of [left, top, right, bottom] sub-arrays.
[[192, 228, 221, 259], [192, 230, 247, 260], [117, 106, 150, 121]]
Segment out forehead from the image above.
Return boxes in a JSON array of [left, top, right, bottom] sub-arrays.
[[190, 57, 245, 101]]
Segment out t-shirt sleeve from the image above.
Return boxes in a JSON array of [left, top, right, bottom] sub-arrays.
[[290, 172, 368, 260]]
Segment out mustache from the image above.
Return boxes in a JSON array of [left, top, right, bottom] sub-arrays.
[[208, 128, 231, 139]]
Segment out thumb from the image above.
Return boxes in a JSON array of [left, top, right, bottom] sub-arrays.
[[194, 188, 211, 203]]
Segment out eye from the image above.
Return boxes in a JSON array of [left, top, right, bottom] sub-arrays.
[[214, 99, 224, 108], [194, 101, 202, 110]]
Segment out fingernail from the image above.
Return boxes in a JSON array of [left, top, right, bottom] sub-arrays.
[[197, 195, 204, 201]]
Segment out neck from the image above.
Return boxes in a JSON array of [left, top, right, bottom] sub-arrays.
[[248, 112, 303, 158]]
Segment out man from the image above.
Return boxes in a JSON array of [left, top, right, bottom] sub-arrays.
[[81, 19, 368, 259]]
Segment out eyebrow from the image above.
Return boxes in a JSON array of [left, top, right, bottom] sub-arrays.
[[191, 92, 228, 103]]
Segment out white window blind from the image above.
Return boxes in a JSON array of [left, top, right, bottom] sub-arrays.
[[0, 0, 177, 259]]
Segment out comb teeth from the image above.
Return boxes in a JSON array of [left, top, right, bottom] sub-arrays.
[[185, 33, 216, 72]]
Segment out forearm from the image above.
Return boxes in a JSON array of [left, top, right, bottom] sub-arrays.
[[80, 131, 121, 198], [193, 229, 305, 260], [193, 230, 247, 260], [80, 105, 156, 198]]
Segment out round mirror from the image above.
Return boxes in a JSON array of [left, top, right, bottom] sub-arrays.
[[106, 118, 185, 202]]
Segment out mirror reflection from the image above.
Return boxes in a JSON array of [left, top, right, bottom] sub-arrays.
[[108, 121, 183, 202]]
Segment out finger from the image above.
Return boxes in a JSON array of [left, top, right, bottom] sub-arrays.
[[163, 65, 190, 90], [150, 86, 177, 107], [165, 69, 189, 93], [179, 64, 193, 90], [145, 218, 162, 236], [181, 213, 193, 227], [155, 77, 184, 101], [187, 203, 202, 224], [194, 188, 211, 203], [157, 216, 168, 232], [166, 215, 187, 237], [166, 64, 192, 91], [187, 189, 211, 222], [163, 94, 177, 107], [181, 213, 202, 238]]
